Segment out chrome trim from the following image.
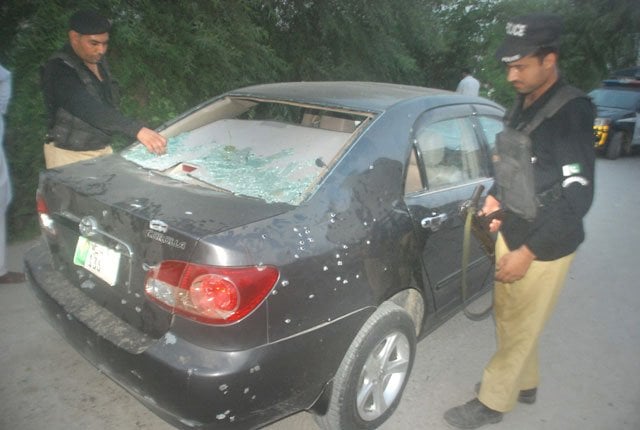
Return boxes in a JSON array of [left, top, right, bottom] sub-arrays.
[[62, 211, 134, 258]]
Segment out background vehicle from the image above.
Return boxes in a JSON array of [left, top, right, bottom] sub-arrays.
[[608, 66, 640, 80], [25, 82, 504, 430], [590, 78, 640, 159]]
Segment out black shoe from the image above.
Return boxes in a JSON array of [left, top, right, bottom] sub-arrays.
[[517, 387, 537, 404], [444, 398, 503, 429], [475, 382, 537, 404], [0, 271, 26, 284]]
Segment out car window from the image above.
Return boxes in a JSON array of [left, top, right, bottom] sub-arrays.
[[121, 99, 369, 205], [477, 116, 504, 152], [404, 148, 423, 194], [414, 117, 488, 190], [589, 88, 640, 110]]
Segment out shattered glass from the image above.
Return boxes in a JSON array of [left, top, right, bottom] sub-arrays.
[[122, 130, 321, 205]]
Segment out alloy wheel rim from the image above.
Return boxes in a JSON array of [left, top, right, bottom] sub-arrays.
[[356, 330, 411, 421]]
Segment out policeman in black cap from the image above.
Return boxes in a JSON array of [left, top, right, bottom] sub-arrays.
[[41, 9, 167, 168], [444, 12, 595, 429]]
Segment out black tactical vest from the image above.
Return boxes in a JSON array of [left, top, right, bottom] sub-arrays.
[[45, 49, 119, 150], [492, 85, 586, 221]]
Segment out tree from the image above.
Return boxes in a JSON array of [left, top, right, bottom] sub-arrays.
[[256, 0, 428, 83], [559, 0, 640, 89]]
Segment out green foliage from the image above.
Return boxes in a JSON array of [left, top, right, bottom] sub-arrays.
[[256, 0, 436, 83], [1, 0, 639, 241], [558, 0, 640, 90], [1, 1, 71, 239], [107, 0, 287, 120]]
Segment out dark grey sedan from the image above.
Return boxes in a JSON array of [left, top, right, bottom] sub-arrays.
[[26, 81, 504, 430]]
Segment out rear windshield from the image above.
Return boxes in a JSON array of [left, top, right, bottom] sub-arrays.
[[589, 88, 640, 110], [122, 98, 369, 205]]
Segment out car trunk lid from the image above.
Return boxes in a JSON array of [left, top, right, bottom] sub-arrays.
[[38, 155, 292, 341]]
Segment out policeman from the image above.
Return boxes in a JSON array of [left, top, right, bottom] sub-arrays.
[[41, 9, 167, 168], [444, 13, 595, 429]]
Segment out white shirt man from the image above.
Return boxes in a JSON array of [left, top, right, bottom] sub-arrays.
[[456, 71, 480, 96], [0, 64, 25, 283]]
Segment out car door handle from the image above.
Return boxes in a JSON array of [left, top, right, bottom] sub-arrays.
[[421, 213, 448, 231]]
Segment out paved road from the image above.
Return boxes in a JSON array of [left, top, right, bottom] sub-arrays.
[[1, 157, 639, 430]]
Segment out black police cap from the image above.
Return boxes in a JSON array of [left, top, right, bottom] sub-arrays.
[[495, 13, 563, 63], [68, 9, 111, 35]]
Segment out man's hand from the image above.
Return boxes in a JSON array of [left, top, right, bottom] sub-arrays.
[[480, 194, 502, 233], [137, 127, 167, 155], [495, 245, 536, 283]]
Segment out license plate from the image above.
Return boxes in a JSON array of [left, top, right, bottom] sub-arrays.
[[73, 236, 121, 286]]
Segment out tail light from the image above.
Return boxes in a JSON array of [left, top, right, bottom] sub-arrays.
[[145, 261, 279, 325], [36, 191, 56, 235]]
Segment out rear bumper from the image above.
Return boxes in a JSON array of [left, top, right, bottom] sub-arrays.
[[25, 241, 369, 429]]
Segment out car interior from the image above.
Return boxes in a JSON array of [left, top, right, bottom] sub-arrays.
[[122, 98, 370, 204]]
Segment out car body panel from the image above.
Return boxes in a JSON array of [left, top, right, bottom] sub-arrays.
[[225, 81, 450, 113]]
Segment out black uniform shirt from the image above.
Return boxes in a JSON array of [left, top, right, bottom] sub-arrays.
[[499, 80, 596, 261], [42, 44, 143, 138]]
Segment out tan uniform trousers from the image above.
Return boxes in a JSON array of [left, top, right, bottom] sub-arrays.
[[478, 233, 575, 412], [44, 143, 113, 169]]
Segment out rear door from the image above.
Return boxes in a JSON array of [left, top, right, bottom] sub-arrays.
[[404, 104, 500, 317]]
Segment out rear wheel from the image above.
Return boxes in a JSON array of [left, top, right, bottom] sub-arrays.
[[314, 302, 416, 430], [621, 131, 633, 156], [606, 131, 627, 159]]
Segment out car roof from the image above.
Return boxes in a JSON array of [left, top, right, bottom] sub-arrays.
[[226, 81, 456, 113], [600, 79, 640, 90]]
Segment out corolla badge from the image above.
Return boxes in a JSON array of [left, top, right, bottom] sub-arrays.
[[145, 230, 187, 250], [147, 219, 185, 249], [79, 216, 99, 237], [149, 219, 169, 233]]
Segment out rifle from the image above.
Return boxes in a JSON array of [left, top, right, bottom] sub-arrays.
[[459, 185, 503, 321], [459, 185, 503, 260]]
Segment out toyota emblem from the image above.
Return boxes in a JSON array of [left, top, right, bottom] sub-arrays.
[[79, 216, 99, 237]]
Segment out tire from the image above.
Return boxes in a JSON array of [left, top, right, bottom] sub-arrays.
[[621, 131, 633, 156], [606, 131, 625, 159], [314, 302, 417, 430]]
